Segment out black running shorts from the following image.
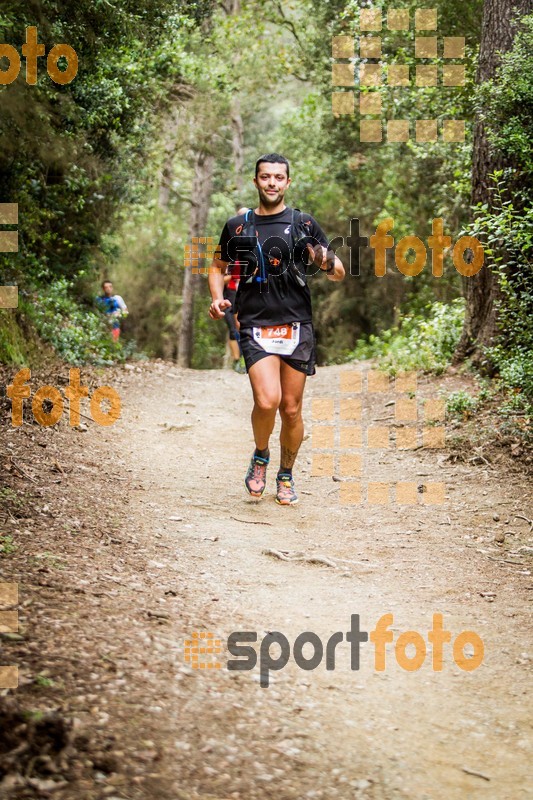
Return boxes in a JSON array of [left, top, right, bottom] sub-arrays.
[[239, 322, 317, 376]]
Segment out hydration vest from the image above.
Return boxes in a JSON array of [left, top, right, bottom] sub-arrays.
[[237, 208, 313, 288]]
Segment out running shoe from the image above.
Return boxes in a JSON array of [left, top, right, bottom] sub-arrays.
[[275, 474, 299, 505], [244, 454, 269, 498]]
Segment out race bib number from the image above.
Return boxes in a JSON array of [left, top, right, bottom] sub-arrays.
[[252, 323, 301, 355]]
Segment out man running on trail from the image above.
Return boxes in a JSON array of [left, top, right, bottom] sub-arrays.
[[208, 153, 345, 505], [96, 280, 128, 342]]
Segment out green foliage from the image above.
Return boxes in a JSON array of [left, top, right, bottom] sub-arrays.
[[476, 15, 533, 178], [108, 208, 184, 360], [191, 285, 227, 370], [351, 298, 465, 374], [263, 0, 479, 365], [467, 17, 533, 405], [0, 0, 529, 385], [0, 311, 31, 365], [0, 536, 16, 556], [24, 279, 121, 365], [468, 179, 532, 403], [446, 389, 479, 419], [34, 675, 56, 688], [22, 710, 45, 723], [0, 0, 205, 365], [0, 488, 26, 515]]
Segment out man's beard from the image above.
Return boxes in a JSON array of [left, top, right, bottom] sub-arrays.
[[259, 188, 284, 208]]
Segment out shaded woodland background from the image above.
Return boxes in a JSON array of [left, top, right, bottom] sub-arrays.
[[0, 0, 531, 438]]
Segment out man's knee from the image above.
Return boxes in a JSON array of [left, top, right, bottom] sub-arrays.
[[279, 400, 302, 425], [255, 392, 280, 414]]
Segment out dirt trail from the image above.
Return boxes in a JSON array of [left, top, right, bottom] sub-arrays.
[[1, 360, 532, 799]]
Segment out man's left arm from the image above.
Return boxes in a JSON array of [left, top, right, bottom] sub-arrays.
[[312, 247, 345, 281], [308, 218, 345, 281]]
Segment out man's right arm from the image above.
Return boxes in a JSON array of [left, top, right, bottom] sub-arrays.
[[208, 222, 234, 319], [208, 258, 231, 319]]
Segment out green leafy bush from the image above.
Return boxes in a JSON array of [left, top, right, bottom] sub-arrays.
[[24, 278, 121, 366], [476, 15, 533, 179], [350, 298, 465, 374], [469, 15, 533, 416], [446, 390, 479, 419], [468, 183, 533, 403]]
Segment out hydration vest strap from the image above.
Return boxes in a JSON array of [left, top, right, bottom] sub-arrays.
[[290, 208, 307, 287], [241, 207, 307, 287]]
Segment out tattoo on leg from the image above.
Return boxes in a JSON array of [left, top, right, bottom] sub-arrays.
[[280, 444, 299, 470]]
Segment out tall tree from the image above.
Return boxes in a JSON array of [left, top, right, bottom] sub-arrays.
[[177, 150, 215, 367], [231, 96, 245, 205], [456, 0, 533, 365]]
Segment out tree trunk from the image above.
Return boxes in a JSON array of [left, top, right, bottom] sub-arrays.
[[177, 150, 214, 367], [231, 96, 244, 204], [455, 0, 532, 366]]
